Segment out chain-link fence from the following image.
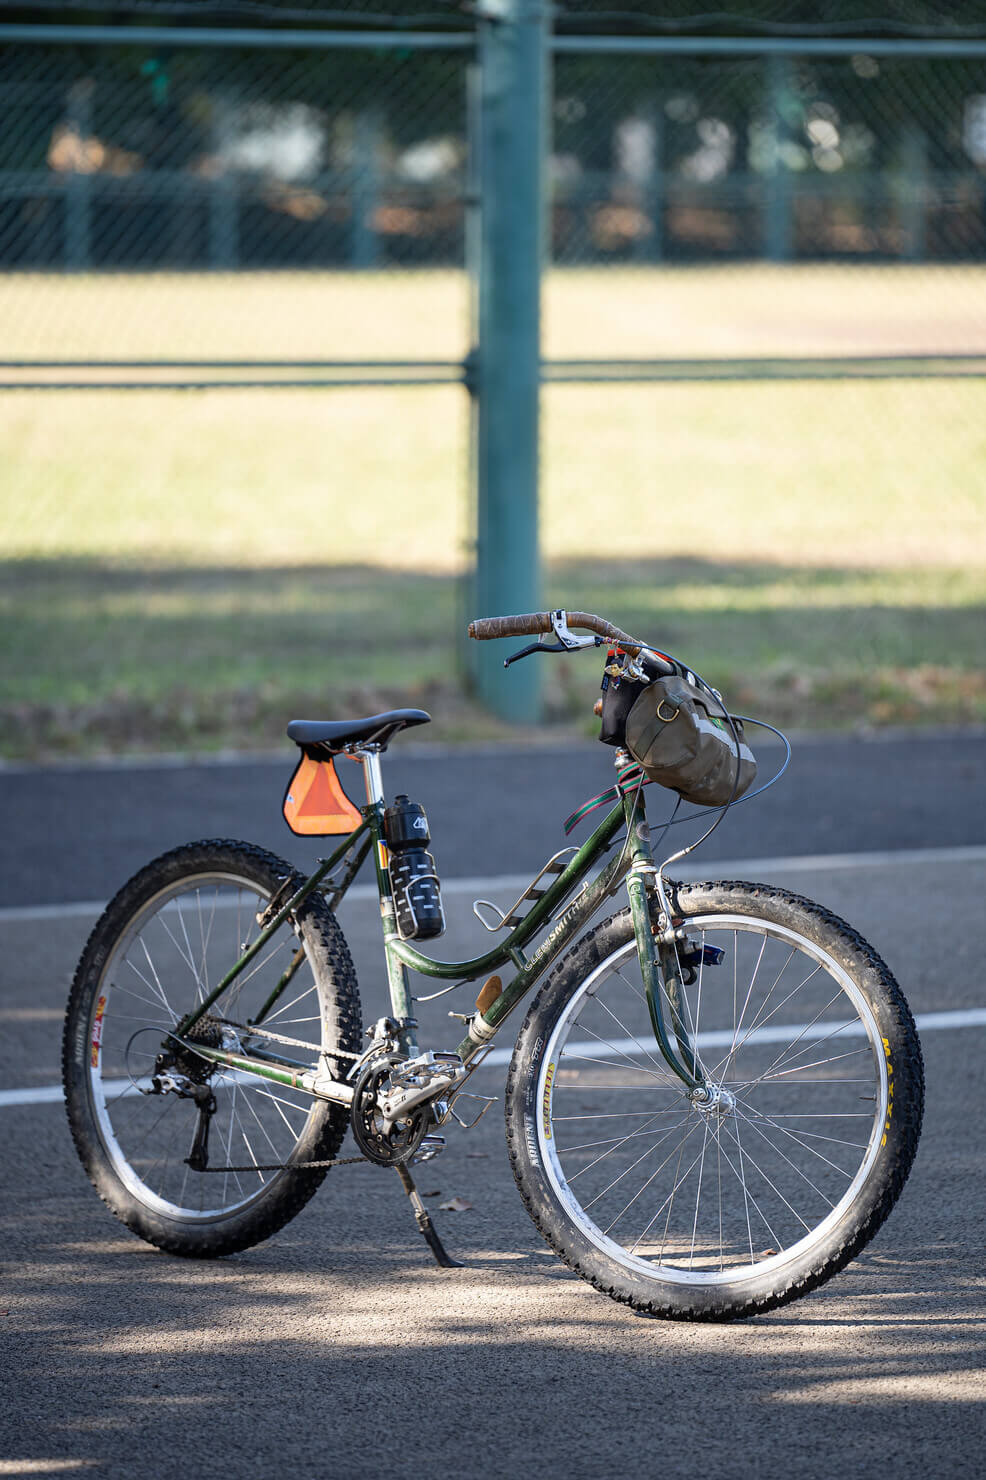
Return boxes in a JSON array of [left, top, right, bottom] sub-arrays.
[[3, 35, 984, 277], [1, 15, 984, 754], [0, 40, 470, 276], [550, 48, 986, 267]]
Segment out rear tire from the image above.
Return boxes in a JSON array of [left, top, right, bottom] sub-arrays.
[[506, 881, 923, 1320], [63, 839, 362, 1257]]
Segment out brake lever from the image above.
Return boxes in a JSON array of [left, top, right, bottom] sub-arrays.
[[503, 638, 567, 668], [504, 612, 605, 668]]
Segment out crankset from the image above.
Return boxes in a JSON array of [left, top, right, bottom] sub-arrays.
[[351, 1055, 430, 1166]]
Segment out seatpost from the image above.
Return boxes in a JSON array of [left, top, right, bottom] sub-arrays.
[[353, 746, 385, 809]]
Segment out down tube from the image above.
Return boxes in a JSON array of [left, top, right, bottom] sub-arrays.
[[454, 846, 630, 1063]]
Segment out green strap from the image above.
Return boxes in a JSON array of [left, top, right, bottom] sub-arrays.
[[564, 761, 650, 835]]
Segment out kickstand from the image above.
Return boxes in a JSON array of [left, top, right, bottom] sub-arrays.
[[394, 1163, 465, 1269]]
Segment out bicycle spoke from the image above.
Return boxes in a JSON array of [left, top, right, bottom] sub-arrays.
[[603, 1123, 705, 1242], [721, 933, 768, 1075], [748, 1042, 870, 1086], [260, 977, 319, 1027], [737, 992, 851, 1088], [581, 1115, 694, 1206], [571, 1110, 688, 1187], [560, 1048, 673, 1079], [709, 946, 799, 1072], [718, 1118, 781, 1258], [118, 957, 177, 1022], [622, 1130, 707, 1252], [689, 1120, 713, 1268], [589, 996, 668, 1076], [733, 1107, 840, 1205], [195, 888, 218, 1002], [740, 1104, 868, 1169], [557, 1113, 687, 1155], [719, 1118, 813, 1233]]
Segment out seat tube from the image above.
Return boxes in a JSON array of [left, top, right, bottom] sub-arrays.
[[353, 746, 419, 1054]]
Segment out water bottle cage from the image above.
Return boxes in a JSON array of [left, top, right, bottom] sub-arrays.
[[390, 849, 446, 941]]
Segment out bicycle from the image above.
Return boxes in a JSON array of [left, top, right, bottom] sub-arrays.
[[63, 610, 924, 1322]]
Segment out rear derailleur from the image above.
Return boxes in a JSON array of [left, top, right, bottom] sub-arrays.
[[140, 1015, 224, 1172]]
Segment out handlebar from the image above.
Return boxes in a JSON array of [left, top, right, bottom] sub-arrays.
[[468, 610, 672, 669], [468, 610, 644, 653]]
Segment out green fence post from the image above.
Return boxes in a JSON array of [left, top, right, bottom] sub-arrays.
[[900, 122, 928, 262], [209, 92, 239, 270], [352, 107, 381, 269], [64, 78, 93, 271], [764, 53, 794, 262], [472, 0, 549, 724]]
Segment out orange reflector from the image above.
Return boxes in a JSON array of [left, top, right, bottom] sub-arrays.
[[283, 754, 362, 837]]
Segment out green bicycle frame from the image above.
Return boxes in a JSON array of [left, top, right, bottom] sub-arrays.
[[173, 766, 703, 1095]]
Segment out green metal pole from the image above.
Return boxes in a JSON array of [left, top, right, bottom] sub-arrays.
[[764, 53, 794, 263], [473, 0, 548, 723]]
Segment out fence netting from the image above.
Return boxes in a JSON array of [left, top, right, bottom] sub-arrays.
[[0, 41, 468, 279], [0, 18, 983, 753]]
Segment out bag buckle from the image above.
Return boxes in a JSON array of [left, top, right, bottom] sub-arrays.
[[656, 699, 680, 723]]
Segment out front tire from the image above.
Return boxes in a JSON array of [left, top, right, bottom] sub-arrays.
[[63, 840, 362, 1257], [506, 881, 923, 1321]]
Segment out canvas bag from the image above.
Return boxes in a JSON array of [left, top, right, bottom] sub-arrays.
[[624, 674, 757, 807]]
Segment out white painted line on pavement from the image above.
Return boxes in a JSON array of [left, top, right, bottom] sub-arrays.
[[479, 1006, 986, 1068], [3, 844, 986, 925], [3, 1005, 985, 1109]]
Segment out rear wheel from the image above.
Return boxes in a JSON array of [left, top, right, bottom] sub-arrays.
[[506, 881, 923, 1320], [63, 840, 362, 1257]]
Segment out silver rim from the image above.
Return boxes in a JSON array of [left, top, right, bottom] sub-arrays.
[[537, 914, 889, 1287], [85, 871, 327, 1221]]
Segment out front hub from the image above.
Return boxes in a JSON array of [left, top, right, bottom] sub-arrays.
[[689, 1083, 737, 1118]]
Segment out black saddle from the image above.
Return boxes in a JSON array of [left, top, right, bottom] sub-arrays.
[[286, 708, 431, 755]]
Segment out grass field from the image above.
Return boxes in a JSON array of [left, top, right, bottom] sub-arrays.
[[1, 266, 984, 759]]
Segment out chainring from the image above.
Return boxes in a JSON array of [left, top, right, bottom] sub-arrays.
[[351, 1055, 429, 1167]]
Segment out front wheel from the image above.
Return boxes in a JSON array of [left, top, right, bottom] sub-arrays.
[[506, 881, 923, 1321]]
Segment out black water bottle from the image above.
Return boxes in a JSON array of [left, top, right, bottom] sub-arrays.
[[383, 795, 445, 940]]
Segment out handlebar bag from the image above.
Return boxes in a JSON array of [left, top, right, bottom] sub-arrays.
[[624, 675, 757, 807], [597, 648, 669, 748], [598, 670, 647, 747]]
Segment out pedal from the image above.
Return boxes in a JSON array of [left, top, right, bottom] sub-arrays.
[[413, 1135, 446, 1164]]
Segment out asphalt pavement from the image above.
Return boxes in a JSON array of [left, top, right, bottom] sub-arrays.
[[1, 727, 984, 907], [1, 732, 985, 1479]]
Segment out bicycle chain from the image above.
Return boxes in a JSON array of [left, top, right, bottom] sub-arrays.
[[221, 1018, 361, 1059], [197, 1154, 368, 1173]]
